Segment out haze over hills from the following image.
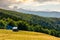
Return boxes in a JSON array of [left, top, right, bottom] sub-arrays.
[[1, 8, 60, 18], [15, 8, 60, 18]]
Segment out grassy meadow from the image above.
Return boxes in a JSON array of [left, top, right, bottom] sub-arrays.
[[0, 29, 60, 40]]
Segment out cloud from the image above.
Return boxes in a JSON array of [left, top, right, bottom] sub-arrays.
[[35, 0, 60, 2], [0, 0, 60, 11]]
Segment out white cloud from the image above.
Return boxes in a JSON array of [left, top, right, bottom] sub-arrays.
[[0, 0, 60, 11]]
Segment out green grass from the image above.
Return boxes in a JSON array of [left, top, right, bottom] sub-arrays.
[[0, 29, 60, 40]]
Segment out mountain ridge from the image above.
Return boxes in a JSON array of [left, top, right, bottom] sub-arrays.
[[15, 8, 60, 18]]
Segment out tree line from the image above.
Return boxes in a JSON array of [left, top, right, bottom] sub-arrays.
[[0, 18, 60, 37]]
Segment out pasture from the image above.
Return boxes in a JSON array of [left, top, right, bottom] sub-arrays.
[[0, 29, 60, 40]]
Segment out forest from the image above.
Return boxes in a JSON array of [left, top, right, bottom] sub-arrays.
[[0, 9, 60, 37]]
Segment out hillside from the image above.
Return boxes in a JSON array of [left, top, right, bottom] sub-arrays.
[[0, 29, 60, 40], [0, 9, 60, 37]]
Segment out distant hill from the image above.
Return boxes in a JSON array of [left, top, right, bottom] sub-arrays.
[[16, 8, 60, 18], [0, 8, 60, 37]]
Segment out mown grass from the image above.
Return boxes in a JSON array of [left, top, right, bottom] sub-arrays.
[[0, 29, 60, 40]]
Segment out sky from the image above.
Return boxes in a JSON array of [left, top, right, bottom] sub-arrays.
[[0, 0, 60, 11]]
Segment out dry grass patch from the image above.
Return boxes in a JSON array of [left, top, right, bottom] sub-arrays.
[[0, 29, 60, 40]]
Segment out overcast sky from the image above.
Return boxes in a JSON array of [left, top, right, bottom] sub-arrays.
[[0, 0, 60, 11]]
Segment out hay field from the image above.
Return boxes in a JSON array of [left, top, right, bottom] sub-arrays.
[[0, 29, 60, 40]]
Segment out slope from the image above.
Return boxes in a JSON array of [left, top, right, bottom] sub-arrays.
[[0, 9, 60, 37], [0, 29, 60, 40]]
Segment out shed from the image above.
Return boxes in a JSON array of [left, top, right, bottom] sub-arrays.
[[12, 27, 18, 32]]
